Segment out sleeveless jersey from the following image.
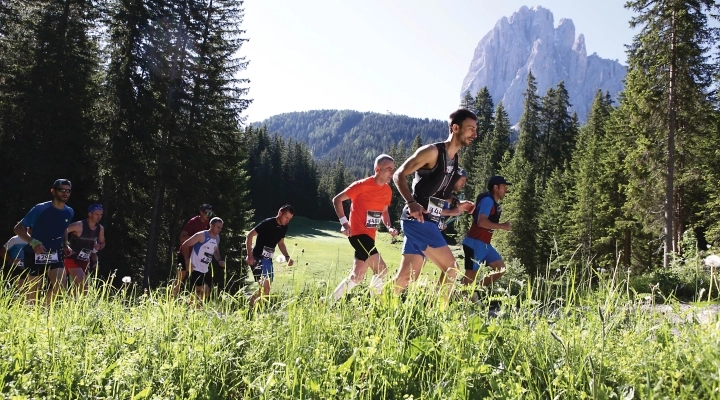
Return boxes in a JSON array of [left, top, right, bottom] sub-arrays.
[[67, 220, 101, 263], [401, 142, 458, 223], [190, 231, 219, 273]]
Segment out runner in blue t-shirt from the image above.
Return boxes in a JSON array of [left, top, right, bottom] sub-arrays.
[[462, 176, 512, 287], [13, 179, 74, 305]]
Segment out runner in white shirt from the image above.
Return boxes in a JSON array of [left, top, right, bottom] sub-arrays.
[[181, 217, 225, 303]]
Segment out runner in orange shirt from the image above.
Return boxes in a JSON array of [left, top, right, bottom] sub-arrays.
[[330, 154, 399, 301]]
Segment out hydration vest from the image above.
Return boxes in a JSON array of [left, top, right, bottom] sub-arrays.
[[401, 142, 457, 222], [67, 220, 100, 263], [467, 192, 501, 244]]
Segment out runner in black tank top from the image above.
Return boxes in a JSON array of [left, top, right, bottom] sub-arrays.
[[64, 204, 106, 295], [391, 108, 478, 300]]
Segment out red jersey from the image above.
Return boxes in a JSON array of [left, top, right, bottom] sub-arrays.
[[345, 177, 393, 240], [178, 216, 209, 249]]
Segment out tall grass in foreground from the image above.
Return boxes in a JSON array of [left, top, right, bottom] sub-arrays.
[[0, 264, 718, 399]]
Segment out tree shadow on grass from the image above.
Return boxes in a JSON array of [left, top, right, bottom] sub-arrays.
[[286, 216, 340, 238]]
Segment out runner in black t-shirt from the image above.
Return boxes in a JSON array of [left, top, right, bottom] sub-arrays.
[[245, 205, 295, 309]]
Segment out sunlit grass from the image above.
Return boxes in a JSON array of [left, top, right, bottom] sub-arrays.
[[1, 221, 719, 398]]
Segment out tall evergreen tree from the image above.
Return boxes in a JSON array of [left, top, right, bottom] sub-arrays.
[[568, 91, 614, 266], [472, 102, 513, 198], [495, 73, 542, 275], [537, 82, 578, 189], [463, 87, 494, 197], [104, 0, 251, 286], [0, 0, 104, 233], [623, 0, 720, 266]]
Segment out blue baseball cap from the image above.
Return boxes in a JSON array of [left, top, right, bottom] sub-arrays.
[[88, 203, 103, 213]]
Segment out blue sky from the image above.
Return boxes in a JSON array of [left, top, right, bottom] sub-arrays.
[[242, 1, 636, 123]]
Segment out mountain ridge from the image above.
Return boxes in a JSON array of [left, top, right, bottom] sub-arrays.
[[253, 109, 449, 175], [461, 5, 626, 123]]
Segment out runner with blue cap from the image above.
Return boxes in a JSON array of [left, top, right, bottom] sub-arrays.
[[64, 203, 105, 294]]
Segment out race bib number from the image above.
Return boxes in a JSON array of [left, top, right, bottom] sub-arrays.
[[427, 197, 444, 222], [261, 246, 274, 259], [438, 219, 447, 231], [365, 211, 382, 228], [200, 252, 213, 265], [77, 248, 92, 261], [35, 251, 59, 265]]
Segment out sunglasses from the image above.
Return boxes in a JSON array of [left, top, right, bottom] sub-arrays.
[[55, 188, 72, 194], [203, 210, 214, 217]]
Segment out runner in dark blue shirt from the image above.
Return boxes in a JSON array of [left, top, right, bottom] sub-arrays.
[[13, 179, 74, 305]]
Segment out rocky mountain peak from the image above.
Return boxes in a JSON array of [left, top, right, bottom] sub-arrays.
[[461, 6, 625, 123]]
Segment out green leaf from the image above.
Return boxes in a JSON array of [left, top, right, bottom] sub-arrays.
[[131, 387, 151, 400]]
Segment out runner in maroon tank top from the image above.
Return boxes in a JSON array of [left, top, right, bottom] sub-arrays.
[[64, 204, 105, 295], [172, 204, 213, 296]]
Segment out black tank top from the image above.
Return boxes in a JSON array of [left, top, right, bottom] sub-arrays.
[[68, 220, 100, 262], [401, 142, 458, 221]]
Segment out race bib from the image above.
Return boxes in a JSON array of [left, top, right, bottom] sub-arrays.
[[35, 251, 59, 265], [77, 248, 92, 261], [261, 246, 274, 259], [427, 197, 444, 222], [200, 252, 212, 265], [365, 211, 382, 228], [438, 219, 447, 231]]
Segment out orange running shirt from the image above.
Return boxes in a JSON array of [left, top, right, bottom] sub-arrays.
[[345, 177, 393, 240]]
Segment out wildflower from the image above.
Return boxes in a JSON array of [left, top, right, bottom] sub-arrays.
[[276, 255, 286, 263], [599, 268, 606, 274], [704, 254, 720, 268], [556, 268, 561, 273], [122, 276, 131, 284], [305, 262, 309, 266], [626, 269, 631, 275], [302, 248, 305, 253]]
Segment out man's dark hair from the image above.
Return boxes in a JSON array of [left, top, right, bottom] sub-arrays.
[[279, 204, 294, 215], [448, 109, 477, 133]]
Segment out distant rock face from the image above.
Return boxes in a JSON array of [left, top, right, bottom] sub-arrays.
[[460, 6, 626, 124]]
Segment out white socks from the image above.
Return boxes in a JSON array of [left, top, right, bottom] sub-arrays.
[[331, 274, 386, 301], [332, 277, 358, 301], [368, 275, 384, 295]]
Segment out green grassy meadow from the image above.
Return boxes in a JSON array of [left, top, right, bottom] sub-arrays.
[[273, 216, 417, 292], [1, 218, 719, 399]]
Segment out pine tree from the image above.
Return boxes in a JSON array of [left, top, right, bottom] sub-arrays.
[[568, 91, 614, 266], [460, 90, 475, 111], [537, 82, 577, 189], [494, 73, 543, 275], [537, 166, 574, 271], [0, 0, 104, 232], [463, 87, 494, 197], [623, 0, 720, 267], [104, 0, 252, 286]]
